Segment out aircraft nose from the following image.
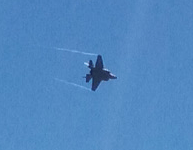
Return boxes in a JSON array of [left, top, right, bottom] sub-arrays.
[[111, 75, 117, 79], [109, 73, 117, 79], [113, 76, 117, 79]]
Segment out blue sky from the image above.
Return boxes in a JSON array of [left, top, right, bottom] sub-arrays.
[[1, 0, 193, 150]]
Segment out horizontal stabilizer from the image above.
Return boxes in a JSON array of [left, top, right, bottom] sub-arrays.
[[86, 74, 92, 83]]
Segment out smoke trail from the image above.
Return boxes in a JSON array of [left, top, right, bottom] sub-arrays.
[[54, 47, 98, 56], [54, 78, 91, 91]]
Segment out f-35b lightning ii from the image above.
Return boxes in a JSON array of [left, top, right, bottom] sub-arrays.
[[84, 55, 117, 91]]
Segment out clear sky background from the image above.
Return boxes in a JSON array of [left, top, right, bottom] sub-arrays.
[[1, 0, 193, 150]]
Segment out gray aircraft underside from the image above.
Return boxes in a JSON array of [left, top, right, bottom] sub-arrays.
[[84, 55, 117, 91]]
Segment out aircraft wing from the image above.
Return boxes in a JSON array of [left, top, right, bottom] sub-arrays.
[[95, 55, 103, 69], [91, 76, 102, 91]]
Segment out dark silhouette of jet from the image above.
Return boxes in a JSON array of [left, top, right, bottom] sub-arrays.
[[84, 55, 117, 91]]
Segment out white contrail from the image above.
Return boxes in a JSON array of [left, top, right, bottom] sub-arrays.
[[54, 78, 91, 91], [54, 47, 98, 56]]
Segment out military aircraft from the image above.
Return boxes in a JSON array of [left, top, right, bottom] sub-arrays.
[[84, 55, 117, 91]]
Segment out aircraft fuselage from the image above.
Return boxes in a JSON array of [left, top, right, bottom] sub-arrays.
[[84, 55, 117, 91], [90, 68, 117, 81]]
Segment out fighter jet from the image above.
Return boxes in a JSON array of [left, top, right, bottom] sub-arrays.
[[84, 55, 117, 91]]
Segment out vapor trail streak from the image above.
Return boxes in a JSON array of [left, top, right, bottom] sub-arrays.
[[54, 47, 98, 56], [54, 78, 91, 91]]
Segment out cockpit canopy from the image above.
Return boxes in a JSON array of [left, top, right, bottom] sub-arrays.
[[103, 68, 110, 72]]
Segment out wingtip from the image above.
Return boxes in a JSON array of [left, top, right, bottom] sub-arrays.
[[91, 88, 96, 91]]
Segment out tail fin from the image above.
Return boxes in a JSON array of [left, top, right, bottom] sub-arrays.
[[85, 74, 92, 82], [89, 60, 94, 68]]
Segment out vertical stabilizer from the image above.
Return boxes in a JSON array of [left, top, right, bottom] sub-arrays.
[[89, 60, 94, 68]]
